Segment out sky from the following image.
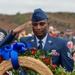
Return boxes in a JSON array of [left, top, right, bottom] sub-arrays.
[[0, 0, 75, 15]]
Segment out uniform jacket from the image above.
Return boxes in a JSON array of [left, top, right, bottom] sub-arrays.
[[20, 33, 74, 72], [0, 31, 15, 48]]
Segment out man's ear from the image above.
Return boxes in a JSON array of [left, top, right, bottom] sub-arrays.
[[48, 21, 50, 25]]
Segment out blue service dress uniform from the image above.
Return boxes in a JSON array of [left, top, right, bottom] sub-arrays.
[[20, 33, 74, 72]]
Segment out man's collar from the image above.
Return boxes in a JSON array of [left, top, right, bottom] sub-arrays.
[[35, 33, 48, 44]]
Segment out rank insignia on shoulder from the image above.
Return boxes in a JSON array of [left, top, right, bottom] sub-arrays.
[[67, 52, 72, 59]]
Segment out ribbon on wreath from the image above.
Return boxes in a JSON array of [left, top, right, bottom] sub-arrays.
[[0, 42, 31, 69]]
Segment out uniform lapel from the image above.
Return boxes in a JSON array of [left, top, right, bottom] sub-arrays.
[[29, 34, 58, 51], [43, 34, 55, 51], [29, 35, 37, 49]]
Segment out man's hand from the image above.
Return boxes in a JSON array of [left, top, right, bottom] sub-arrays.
[[24, 21, 32, 28], [12, 21, 32, 34]]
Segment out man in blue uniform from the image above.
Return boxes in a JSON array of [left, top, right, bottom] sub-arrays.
[[20, 8, 74, 72]]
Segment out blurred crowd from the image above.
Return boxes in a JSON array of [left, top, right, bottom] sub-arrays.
[[48, 26, 75, 51], [48, 26, 75, 62]]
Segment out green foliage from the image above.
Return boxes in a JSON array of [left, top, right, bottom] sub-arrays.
[[10, 49, 75, 75]]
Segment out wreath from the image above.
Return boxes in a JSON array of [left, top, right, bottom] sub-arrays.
[[0, 42, 75, 75]]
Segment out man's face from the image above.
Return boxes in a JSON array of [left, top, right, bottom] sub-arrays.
[[32, 19, 49, 39]]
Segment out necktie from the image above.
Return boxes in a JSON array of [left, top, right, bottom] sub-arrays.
[[38, 40, 43, 50]]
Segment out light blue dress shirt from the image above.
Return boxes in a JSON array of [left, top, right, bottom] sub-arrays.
[[36, 34, 48, 49]]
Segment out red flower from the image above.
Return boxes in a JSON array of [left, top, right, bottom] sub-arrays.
[[40, 56, 46, 60], [0, 56, 3, 63], [30, 48, 37, 55], [45, 58, 50, 65], [51, 64, 57, 69]]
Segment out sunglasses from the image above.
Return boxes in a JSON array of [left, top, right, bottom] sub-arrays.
[[32, 22, 46, 26]]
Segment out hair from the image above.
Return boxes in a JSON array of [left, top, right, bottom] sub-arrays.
[[60, 31, 64, 34]]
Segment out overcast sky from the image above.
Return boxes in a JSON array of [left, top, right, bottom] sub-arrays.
[[0, 0, 75, 15]]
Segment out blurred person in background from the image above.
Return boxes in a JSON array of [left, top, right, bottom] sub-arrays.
[[18, 30, 27, 39], [63, 29, 75, 50], [48, 26, 56, 37], [18, 30, 27, 42], [58, 31, 64, 39], [0, 28, 7, 41], [63, 29, 73, 42], [28, 31, 34, 36]]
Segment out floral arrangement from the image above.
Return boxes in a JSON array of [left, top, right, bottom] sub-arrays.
[[0, 42, 75, 75], [18, 48, 75, 75]]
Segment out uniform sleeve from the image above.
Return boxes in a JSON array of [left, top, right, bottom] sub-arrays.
[[0, 30, 16, 48], [61, 40, 74, 72]]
